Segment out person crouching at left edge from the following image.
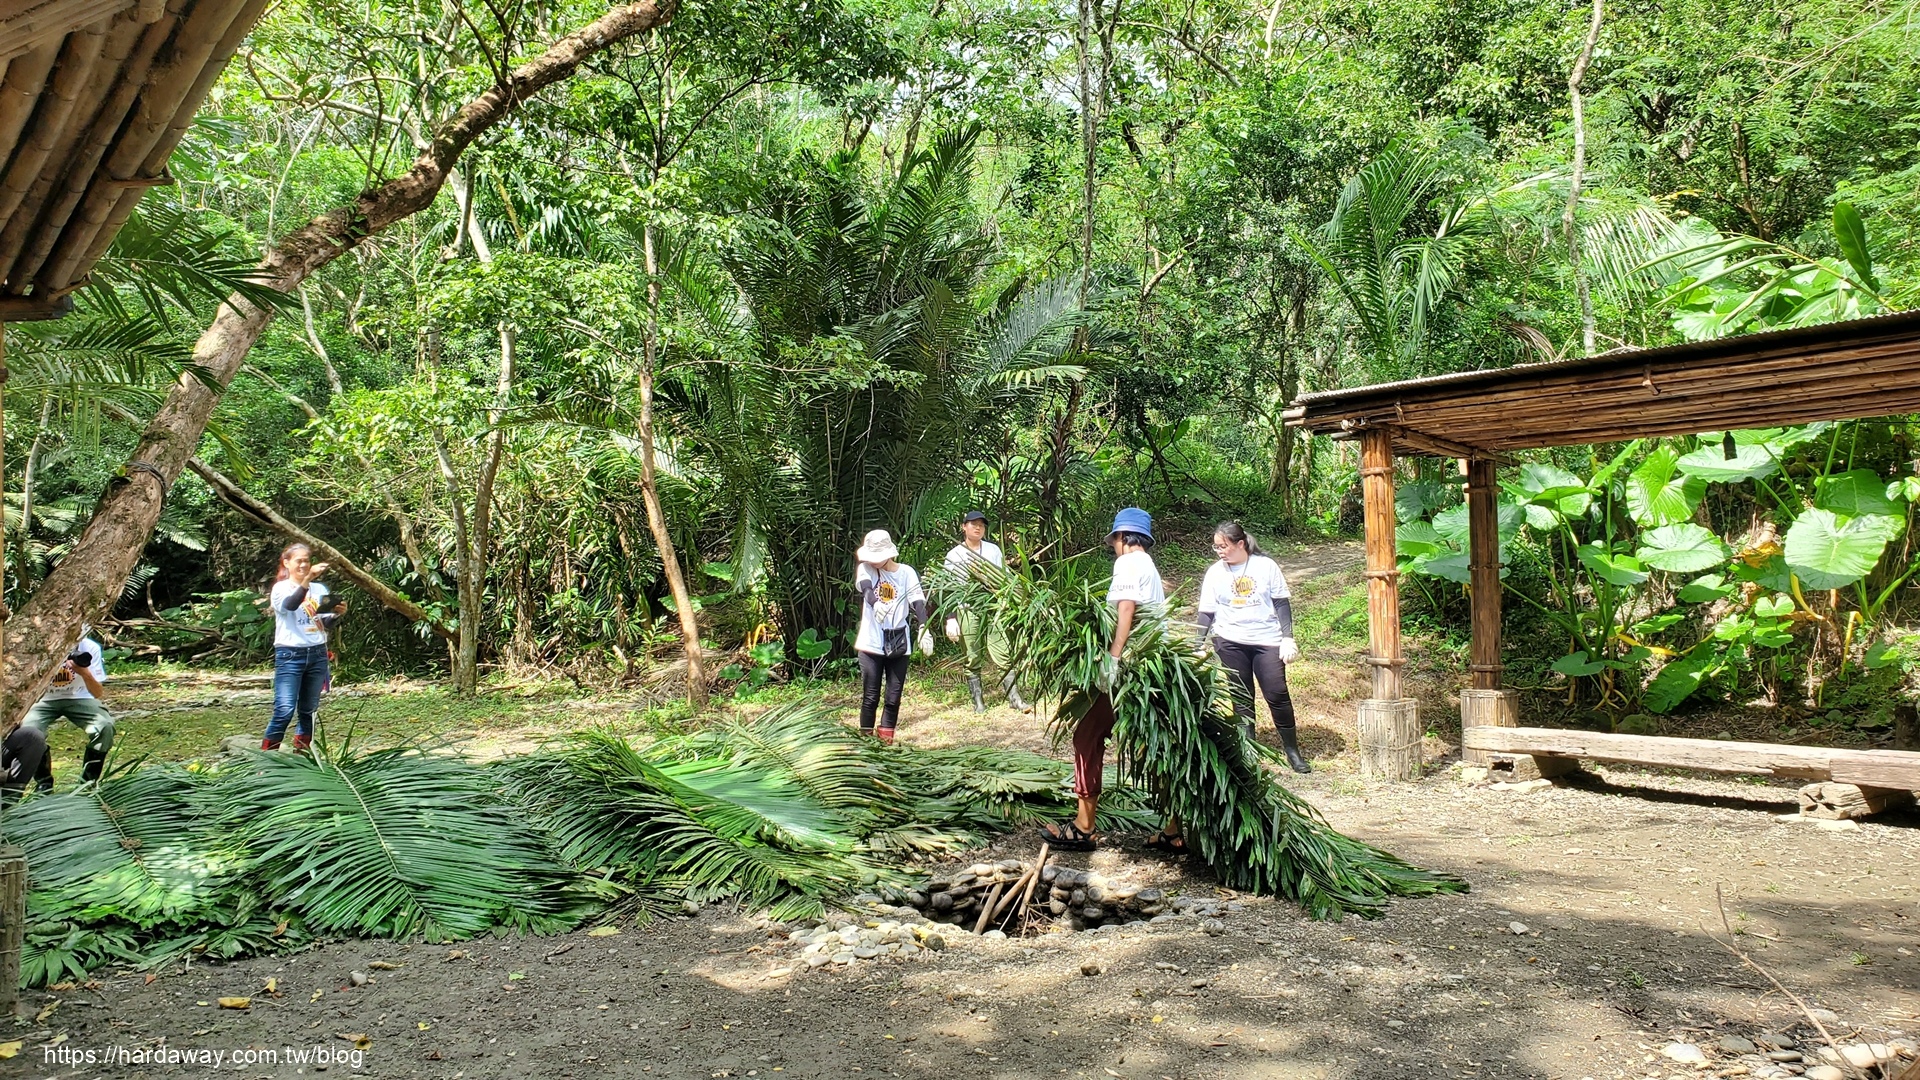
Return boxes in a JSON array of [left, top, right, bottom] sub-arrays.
[[20, 625, 116, 789], [264, 543, 347, 752], [853, 529, 933, 744]]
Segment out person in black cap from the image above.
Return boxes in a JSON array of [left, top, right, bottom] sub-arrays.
[[941, 510, 1028, 712]]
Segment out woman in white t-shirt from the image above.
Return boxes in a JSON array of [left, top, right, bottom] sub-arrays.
[[263, 543, 347, 752], [853, 529, 932, 744], [1196, 521, 1309, 773], [1041, 507, 1164, 851]]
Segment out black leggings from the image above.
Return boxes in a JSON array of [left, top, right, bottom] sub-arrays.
[[1213, 638, 1297, 731], [858, 651, 909, 732]]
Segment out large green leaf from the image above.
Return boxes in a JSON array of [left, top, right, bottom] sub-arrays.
[[1577, 543, 1649, 586], [1832, 202, 1878, 292], [1626, 448, 1706, 526], [1675, 442, 1784, 483], [1507, 463, 1590, 523], [1676, 573, 1736, 603], [1395, 520, 1451, 556], [1644, 641, 1718, 714], [1635, 523, 1731, 573], [1813, 469, 1902, 518], [1410, 550, 1472, 583], [1782, 508, 1901, 589]]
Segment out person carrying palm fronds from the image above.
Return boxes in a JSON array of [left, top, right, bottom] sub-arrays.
[[940, 510, 1030, 714], [956, 509, 1465, 920], [1037, 507, 1162, 852]]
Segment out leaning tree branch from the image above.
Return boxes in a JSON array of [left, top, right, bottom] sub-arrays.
[[186, 455, 455, 642], [1, 0, 677, 726]]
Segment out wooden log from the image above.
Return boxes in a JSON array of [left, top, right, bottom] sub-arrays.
[[1358, 698, 1421, 781], [1460, 688, 1518, 768], [988, 866, 1034, 926], [1465, 456, 1502, 693], [1012, 843, 1047, 925], [1359, 427, 1402, 702], [1463, 726, 1920, 788], [0, 843, 23, 1015], [1830, 749, 1920, 792], [1796, 782, 1914, 821]]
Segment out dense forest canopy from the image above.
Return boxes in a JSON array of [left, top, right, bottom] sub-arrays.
[[9, 0, 1918, 719]]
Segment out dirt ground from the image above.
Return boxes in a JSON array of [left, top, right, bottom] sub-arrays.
[[12, 539, 1920, 1079]]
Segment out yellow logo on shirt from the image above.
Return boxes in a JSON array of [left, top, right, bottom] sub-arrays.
[[1230, 575, 1255, 606], [877, 581, 897, 603]]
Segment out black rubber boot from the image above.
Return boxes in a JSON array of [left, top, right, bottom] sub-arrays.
[[1004, 676, 1030, 713], [1278, 727, 1311, 774], [81, 746, 108, 784], [968, 675, 986, 713]]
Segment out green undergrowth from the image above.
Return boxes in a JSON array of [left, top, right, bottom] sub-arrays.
[[0, 701, 1152, 988]]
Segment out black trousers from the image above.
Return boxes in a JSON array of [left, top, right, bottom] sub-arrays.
[[2, 723, 49, 794], [858, 651, 909, 732], [1213, 638, 1297, 730]]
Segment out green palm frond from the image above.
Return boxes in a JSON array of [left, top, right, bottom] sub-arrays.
[[2, 765, 237, 927], [216, 746, 581, 940]]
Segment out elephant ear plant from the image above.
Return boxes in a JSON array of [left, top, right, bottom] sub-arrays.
[[951, 556, 1466, 919]]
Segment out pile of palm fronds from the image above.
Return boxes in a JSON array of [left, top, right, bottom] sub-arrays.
[[951, 555, 1466, 919], [1, 703, 1147, 985]]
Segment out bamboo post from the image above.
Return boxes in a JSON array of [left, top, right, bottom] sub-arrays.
[[1356, 427, 1419, 779], [1461, 455, 1519, 766]]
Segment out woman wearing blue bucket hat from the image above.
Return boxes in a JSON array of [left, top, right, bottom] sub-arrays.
[[1040, 507, 1163, 851]]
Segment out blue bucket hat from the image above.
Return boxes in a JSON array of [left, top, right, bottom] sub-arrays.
[[1108, 507, 1152, 541]]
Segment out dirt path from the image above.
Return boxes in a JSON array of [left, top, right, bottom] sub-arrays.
[[15, 540, 1920, 1079]]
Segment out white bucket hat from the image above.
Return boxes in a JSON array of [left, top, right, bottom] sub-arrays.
[[855, 529, 899, 564]]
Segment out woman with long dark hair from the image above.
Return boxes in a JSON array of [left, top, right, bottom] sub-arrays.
[[263, 543, 347, 751], [1196, 521, 1309, 773]]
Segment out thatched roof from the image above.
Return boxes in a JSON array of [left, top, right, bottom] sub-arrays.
[[1283, 309, 1920, 456], [0, 0, 264, 320]]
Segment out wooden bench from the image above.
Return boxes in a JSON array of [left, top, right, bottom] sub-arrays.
[[1461, 726, 1920, 819]]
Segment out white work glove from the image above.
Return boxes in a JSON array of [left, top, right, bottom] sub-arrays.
[[1094, 652, 1121, 694], [918, 627, 936, 657], [945, 617, 961, 643], [1277, 637, 1301, 664]]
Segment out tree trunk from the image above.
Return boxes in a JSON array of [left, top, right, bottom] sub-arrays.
[[639, 219, 707, 709], [0, 0, 679, 727], [1565, 0, 1604, 356]]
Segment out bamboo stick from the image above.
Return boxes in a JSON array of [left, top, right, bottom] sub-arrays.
[[0, 43, 58, 163], [972, 881, 1006, 935], [0, 8, 144, 287], [37, 0, 253, 288], [7, 3, 172, 288], [0, 22, 108, 270]]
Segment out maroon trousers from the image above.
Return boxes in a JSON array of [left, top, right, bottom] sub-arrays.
[[1071, 692, 1117, 799]]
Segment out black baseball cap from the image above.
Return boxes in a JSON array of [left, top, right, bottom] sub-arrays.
[[962, 510, 987, 523]]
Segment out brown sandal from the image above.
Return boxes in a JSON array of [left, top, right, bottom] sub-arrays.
[[1040, 820, 1097, 851]]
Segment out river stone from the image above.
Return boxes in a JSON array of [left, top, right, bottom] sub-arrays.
[[1048, 900, 1068, 915], [1804, 1067, 1844, 1080], [806, 954, 831, 968], [923, 934, 946, 951], [853, 946, 880, 959], [1766, 1051, 1802, 1063], [1085, 885, 1107, 903], [1661, 1044, 1708, 1064], [1718, 1037, 1757, 1055], [1201, 918, 1226, 936], [1070, 889, 1087, 905], [832, 951, 856, 964], [930, 892, 954, 912]]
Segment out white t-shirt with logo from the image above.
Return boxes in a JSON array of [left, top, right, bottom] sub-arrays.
[[1107, 550, 1165, 608], [855, 563, 924, 655], [40, 635, 107, 702], [271, 579, 334, 647], [1197, 555, 1291, 646], [943, 540, 1004, 578]]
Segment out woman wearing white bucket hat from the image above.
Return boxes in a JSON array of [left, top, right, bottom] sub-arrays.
[[853, 529, 933, 743]]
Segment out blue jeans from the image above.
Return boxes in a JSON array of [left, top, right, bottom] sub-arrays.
[[267, 645, 329, 743]]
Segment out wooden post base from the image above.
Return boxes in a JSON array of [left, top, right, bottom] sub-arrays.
[[1358, 698, 1422, 780], [1460, 689, 1519, 766], [1485, 753, 1580, 782], [1797, 781, 1915, 820], [0, 843, 24, 1016]]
